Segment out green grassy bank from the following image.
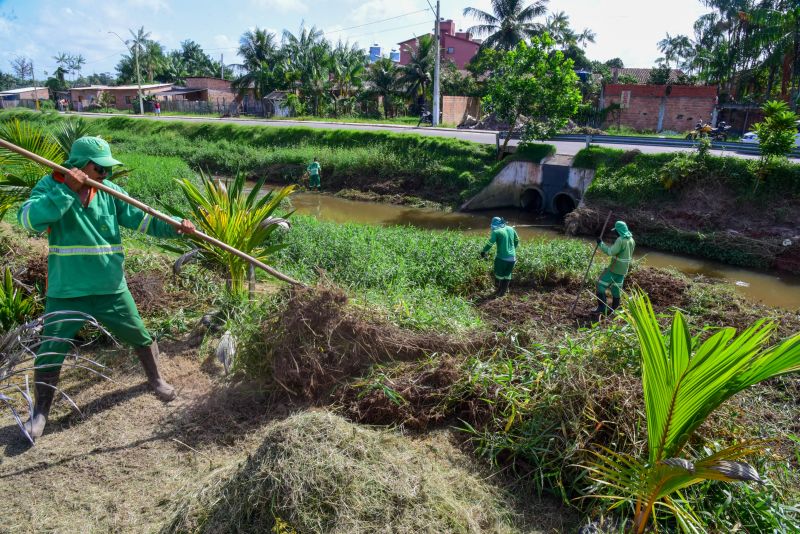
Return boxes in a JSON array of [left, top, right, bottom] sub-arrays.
[[571, 146, 800, 272], [0, 109, 505, 205]]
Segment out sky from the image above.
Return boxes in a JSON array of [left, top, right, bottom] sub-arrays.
[[0, 0, 709, 81]]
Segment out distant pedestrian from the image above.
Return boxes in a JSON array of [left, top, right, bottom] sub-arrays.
[[307, 157, 321, 191], [154, 101, 161, 116], [481, 217, 519, 297], [594, 220, 635, 315]]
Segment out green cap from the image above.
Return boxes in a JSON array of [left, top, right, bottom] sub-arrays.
[[614, 220, 632, 238], [63, 136, 122, 169]]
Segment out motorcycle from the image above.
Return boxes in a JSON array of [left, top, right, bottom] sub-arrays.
[[686, 121, 731, 141], [417, 108, 433, 127]]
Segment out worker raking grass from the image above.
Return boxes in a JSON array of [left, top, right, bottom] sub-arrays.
[[481, 217, 520, 297], [594, 220, 635, 314], [17, 136, 196, 440]]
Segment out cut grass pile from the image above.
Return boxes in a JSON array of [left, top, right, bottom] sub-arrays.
[[161, 410, 529, 534]]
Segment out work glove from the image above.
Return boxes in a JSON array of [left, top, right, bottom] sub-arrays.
[[480, 251, 488, 260], [596, 238, 602, 245]]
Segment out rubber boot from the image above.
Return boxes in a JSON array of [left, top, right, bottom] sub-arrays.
[[497, 279, 511, 297], [610, 297, 621, 313], [24, 369, 61, 440], [593, 291, 609, 315], [135, 342, 176, 402]]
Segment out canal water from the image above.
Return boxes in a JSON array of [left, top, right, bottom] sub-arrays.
[[279, 189, 800, 309]]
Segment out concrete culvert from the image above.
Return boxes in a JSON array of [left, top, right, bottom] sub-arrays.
[[553, 193, 577, 216], [520, 188, 545, 213]]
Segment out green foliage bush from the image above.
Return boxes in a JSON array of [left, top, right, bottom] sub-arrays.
[[577, 146, 800, 207]]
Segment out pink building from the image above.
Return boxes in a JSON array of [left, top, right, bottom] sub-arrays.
[[398, 19, 480, 70]]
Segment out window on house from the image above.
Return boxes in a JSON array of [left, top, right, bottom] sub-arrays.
[[110, 96, 116, 104], [125, 96, 131, 104], [446, 47, 454, 54]]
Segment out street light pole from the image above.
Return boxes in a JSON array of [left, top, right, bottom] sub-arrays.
[[432, 0, 441, 126], [109, 31, 144, 115]]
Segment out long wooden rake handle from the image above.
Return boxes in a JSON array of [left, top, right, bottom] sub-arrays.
[[570, 210, 612, 315], [0, 138, 304, 287]]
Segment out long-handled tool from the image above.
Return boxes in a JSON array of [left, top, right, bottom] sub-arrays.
[[0, 138, 304, 287], [569, 211, 612, 315]]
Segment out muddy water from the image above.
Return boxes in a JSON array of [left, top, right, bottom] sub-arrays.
[[284, 191, 800, 309]]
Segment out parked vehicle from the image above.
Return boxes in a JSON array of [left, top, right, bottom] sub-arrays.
[[741, 120, 800, 147], [685, 121, 731, 141], [417, 107, 433, 127]]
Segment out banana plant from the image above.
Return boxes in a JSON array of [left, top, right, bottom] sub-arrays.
[[164, 171, 295, 295], [583, 291, 800, 533]]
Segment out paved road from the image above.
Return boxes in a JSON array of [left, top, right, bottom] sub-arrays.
[[71, 112, 762, 159]]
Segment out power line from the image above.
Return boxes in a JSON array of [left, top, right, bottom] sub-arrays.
[[346, 19, 432, 41], [322, 8, 428, 35]]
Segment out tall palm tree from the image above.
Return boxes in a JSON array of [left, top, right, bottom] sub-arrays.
[[232, 28, 284, 100], [282, 25, 331, 114], [365, 57, 400, 118], [463, 0, 549, 51], [399, 34, 434, 100]]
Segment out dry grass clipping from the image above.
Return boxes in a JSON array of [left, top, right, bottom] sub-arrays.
[[265, 284, 486, 401], [162, 410, 521, 534]]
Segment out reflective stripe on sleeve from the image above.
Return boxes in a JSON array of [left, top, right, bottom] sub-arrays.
[[20, 202, 35, 231], [137, 214, 153, 234], [49, 244, 124, 256]]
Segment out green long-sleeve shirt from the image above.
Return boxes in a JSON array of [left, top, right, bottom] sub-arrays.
[[18, 175, 181, 298], [599, 236, 636, 276], [482, 226, 519, 261], [307, 162, 321, 176]]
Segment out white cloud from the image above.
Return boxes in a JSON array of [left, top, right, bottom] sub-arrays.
[[249, 0, 308, 14], [128, 0, 172, 12]]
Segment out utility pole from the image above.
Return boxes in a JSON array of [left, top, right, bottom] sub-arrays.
[[221, 54, 224, 79], [432, 0, 441, 126], [134, 43, 144, 115], [31, 61, 40, 111], [109, 31, 144, 114]]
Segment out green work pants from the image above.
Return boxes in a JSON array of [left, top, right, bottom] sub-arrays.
[[493, 258, 516, 280], [35, 290, 152, 371], [308, 174, 320, 188], [597, 269, 626, 298]]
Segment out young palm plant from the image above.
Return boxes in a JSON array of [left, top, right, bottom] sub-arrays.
[[0, 119, 65, 218], [165, 171, 294, 296], [583, 291, 800, 533]]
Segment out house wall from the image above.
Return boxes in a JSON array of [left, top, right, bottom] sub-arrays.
[[70, 86, 173, 110], [602, 84, 717, 133], [398, 20, 479, 70], [442, 96, 480, 125], [0, 88, 50, 100], [184, 77, 238, 103]]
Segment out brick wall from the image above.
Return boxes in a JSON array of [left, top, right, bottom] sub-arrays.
[[602, 84, 717, 133], [185, 77, 231, 91], [442, 96, 480, 125]]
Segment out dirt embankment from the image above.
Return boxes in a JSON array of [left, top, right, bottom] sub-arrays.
[[566, 180, 800, 274]]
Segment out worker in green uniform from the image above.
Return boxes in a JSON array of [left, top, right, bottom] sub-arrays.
[[595, 220, 635, 315], [481, 217, 519, 297], [307, 158, 321, 191], [17, 136, 195, 440]]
